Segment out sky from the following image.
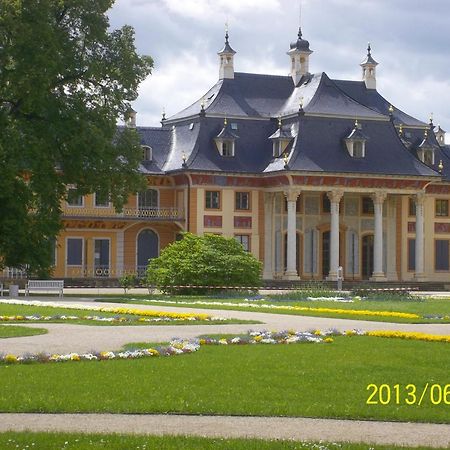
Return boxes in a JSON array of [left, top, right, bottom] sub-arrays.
[[108, 0, 450, 143]]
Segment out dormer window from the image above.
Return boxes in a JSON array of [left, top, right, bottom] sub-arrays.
[[142, 145, 152, 162], [344, 120, 368, 158], [214, 118, 238, 157], [269, 120, 294, 158], [417, 129, 436, 166], [220, 140, 234, 157], [423, 149, 434, 165]]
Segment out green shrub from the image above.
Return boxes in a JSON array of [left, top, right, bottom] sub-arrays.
[[118, 274, 138, 294], [146, 233, 262, 294]]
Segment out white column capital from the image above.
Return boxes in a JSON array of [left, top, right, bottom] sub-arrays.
[[327, 189, 344, 204], [283, 189, 301, 203], [371, 191, 387, 205], [415, 191, 426, 207]]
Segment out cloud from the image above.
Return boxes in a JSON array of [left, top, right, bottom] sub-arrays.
[[108, 0, 450, 142]]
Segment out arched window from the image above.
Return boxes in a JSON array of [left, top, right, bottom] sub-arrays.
[[138, 189, 158, 208]]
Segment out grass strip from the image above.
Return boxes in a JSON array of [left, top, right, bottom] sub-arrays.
[[0, 432, 436, 450], [0, 325, 47, 338], [0, 336, 448, 423]]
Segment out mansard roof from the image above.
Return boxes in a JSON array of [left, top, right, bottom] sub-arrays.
[[135, 66, 445, 180]]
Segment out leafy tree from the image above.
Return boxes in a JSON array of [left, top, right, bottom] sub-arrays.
[[146, 233, 262, 294], [0, 0, 152, 274]]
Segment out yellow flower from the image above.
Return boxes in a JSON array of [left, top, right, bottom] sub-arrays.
[[147, 349, 159, 356], [324, 337, 334, 343], [253, 335, 263, 342], [4, 354, 17, 363], [70, 354, 80, 361], [367, 330, 450, 343], [199, 339, 206, 345], [314, 330, 323, 336]]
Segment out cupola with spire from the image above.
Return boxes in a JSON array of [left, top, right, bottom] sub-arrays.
[[360, 43, 378, 90], [287, 27, 313, 85], [218, 26, 236, 80]]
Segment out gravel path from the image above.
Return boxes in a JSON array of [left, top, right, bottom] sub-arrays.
[[0, 413, 449, 448], [1, 298, 450, 355]]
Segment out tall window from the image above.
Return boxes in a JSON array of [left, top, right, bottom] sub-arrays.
[[408, 239, 415, 271], [138, 189, 158, 208], [362, 197, 374, 215], [408, 197, 416, 216], [235, 192, 250, 210], [322, 194, 331, 213], [235, 235, 250, 252], [67, 188, 83, 206], [436, 199, 449, 217], [67, 238, 83, 266], [205, 191, 220, 209], [435, 240, 449, 271]]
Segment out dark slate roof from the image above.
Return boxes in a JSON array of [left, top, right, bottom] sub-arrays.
[[334, 80, 427, 127], [135, 66, 444, 180], [265, 116, 439, 177], [167, 73, 294, 121], [345, 124, 369, 141], [137, 127, 172, 174], [216, 121, 239, 140], [269, 124, 295, 140]]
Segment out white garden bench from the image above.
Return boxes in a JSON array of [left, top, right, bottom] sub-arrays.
[[25, 280, 64, 298]]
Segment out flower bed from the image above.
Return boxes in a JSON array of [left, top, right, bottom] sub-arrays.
[[0, 314, 227, 324], [0, 299, 218, 321], [366, 330, 450, 343], [142, 299, 420, 320], [1, 339, 200, 364]]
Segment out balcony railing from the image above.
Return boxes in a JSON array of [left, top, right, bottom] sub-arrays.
[[62, 206, 184, 221]]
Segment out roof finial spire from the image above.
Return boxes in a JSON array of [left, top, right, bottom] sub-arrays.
[[298, 0, 303, 37], [225, 20, 229, 43], [367, 42, 372, 56], [429, 112, 434, 128]]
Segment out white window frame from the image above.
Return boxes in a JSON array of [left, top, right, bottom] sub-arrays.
[[66, 188, 84, 207], [94, 192, 111, 208], [142, 145, 153, 162]]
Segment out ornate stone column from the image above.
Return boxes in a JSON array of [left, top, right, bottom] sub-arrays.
[[386, 196, 398, 280], [284, 189, 301, 280], [371, 191, 387, 281], [414, 192, 426, 280], [326, 190, 343, 281], [262, 192, 274, 279]]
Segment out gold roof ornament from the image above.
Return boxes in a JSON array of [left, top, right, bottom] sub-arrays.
[[399, 123, 403, 135], [438, 160, 444, 174], [278, 116, 282, 128], [283, 151, 289, 168], [224, 117, 228, 126], [181, 151, 187, 166], [388, 104, 394, 115]]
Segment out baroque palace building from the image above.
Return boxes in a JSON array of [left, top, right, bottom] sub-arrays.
[[45, 29, 450, 282]]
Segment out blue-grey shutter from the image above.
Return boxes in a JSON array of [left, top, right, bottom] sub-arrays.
[[408, 239, 415, 271], [435, 240, 449, 271]]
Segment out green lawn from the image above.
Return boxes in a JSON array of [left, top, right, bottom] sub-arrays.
[[0, 324, 47, 338], [0, 432, 436, 450], [96, 295, 450, 323], [1, 336, 448, 423], [0, 303, 256, 326]]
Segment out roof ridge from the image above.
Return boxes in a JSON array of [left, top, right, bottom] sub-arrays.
[[234, 72, 291, 79]]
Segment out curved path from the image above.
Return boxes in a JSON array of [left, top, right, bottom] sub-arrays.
[[0, 413, 449, 448], [1, 298, 450, 354]]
